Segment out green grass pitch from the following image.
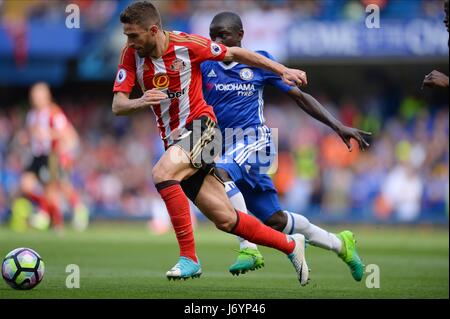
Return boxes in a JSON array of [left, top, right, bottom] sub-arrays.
[[0, 222, 448, 298]]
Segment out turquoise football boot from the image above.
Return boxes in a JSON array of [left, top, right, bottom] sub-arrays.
[[166, 256, 202, 280]]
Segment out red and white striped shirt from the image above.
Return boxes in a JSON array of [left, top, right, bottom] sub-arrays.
[[113, 31, 227, 148], [26, 104, 70, 157]]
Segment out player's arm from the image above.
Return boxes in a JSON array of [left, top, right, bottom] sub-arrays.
[[112, 90, 167, 116], [422, 70, 449, 88], [68, 124, 80, 146], [287, 88, 371, 151], [224, 47, 307, 87], [112, 46, 167, 116]]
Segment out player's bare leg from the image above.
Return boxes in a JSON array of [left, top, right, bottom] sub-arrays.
[[152, 145, 201, 280], [16, 172, 52, 230], [194, 174, 309, 286], [20, 173, 48, 213], [11, 172, 45, 231]]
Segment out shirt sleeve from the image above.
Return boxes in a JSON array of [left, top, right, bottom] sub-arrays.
[[52, 112, 68, 131], [258, 51, 293, 94], [200, 61, 209, 82], [113, 46, 136, 94], [186, 34, 228, 64]]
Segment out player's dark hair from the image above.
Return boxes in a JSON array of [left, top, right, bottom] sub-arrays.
[[211, 12, 243, 31], [120, 1, 162, 28]]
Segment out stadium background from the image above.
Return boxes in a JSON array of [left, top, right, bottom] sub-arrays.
[[1, 0, 448, 226]]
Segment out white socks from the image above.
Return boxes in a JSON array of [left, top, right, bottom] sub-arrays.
[[282, 210, 342, 254], [224, 181, 258, 250], [224, 181, 342, 254]]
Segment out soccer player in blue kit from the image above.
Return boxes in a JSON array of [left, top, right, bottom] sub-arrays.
[[201, 12, 372, 281]]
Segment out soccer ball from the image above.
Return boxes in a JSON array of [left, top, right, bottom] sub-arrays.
[[2, 248, 45, 290]]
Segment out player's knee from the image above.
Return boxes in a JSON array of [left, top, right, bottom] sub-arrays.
[[20, 174, 35, 194], [151, 165, 163, 183], [152, 163, 173, 183], [215, 220, 235, 232], [264, 211, 287, 232]]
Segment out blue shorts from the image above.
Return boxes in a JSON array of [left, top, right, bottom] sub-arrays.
[[216, 125, 282, 222]]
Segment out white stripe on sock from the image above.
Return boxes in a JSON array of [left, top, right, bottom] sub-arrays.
[[282, 210, 342, 254]]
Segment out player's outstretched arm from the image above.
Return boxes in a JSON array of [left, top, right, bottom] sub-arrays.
[[288, 88, 371, 151], [224, 47, 307, 87], [422, 70, 449, 89], [112, 90, 168, 116]]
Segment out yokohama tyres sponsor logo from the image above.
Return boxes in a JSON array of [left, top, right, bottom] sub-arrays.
[[214, 83, 255, 91]]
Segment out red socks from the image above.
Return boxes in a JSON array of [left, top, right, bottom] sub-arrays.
[[25, 192, 50, 213], [156, 181, 293, 260], [47, 202, 63, 228], [156, 181, 198, 263], [25, 192, 63, 228], [231, 210, 295, 255]]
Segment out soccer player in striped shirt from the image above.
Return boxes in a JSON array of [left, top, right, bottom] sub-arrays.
[[112, 1, 310, 285], [16, 82, 88, 232]]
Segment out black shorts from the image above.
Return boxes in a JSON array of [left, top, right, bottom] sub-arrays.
[[26, 155, 50, 183], [170, 116, 223, 202], [170, 116, 221, 169], [180, 164, 221, 203]]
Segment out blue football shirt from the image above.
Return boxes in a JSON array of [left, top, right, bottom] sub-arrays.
[[201, 50, 293, 135]]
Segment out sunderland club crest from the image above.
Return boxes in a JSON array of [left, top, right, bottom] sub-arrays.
[[170, 58, 186, 72]]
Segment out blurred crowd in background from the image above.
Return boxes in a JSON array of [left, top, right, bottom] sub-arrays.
[[1, 0, 446, 27], [1, 87, 448, 224], [1, 0, 448, 85], [0, 0, 448, 226]]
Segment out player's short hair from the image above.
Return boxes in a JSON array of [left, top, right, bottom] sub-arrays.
[[211, 12, 243, 31], [120, 1, 162, 29]]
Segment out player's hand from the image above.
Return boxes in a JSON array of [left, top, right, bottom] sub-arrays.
[[281, 68, 307, 87], [336, 125, 372, 152], [422, 70, 449, 89], [141, 89, 168, 106]]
